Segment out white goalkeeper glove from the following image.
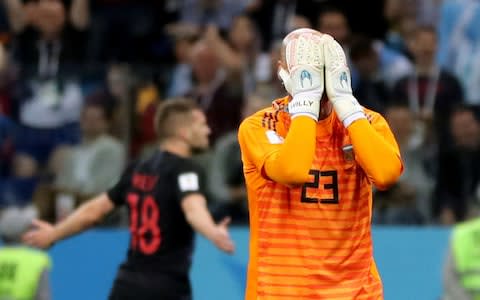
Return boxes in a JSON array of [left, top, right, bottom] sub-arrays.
[[323, 35, 366, 127], [279, 31, 326, 121]]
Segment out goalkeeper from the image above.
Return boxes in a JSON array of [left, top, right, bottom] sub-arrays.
[[238, 28, 403, 299]]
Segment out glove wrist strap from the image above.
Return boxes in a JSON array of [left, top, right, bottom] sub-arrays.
[[288, 93, 321, 121], [342, 111, 366, 127]]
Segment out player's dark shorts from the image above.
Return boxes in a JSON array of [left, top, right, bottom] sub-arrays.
[[108, 269, 192, 300]]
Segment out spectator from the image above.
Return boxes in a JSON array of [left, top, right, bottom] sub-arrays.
[[9, 0, 87, 174], [385, 15, 416, 59], [70, 63, 134, 155], [4, 0, 89, 34], [375, 104, 434, 224], [417, 0, 443, 26], [373, 182, 424, 225], [187, 40, 244, 145], [250, 0, 318, 50], [383, 0, 417, 57], [204, 14, 262, 95], [317, 7, 412, 88], [11, 0, 87, 77], [392, 25, 464, 149], [349, 35, 390, 113], [0, 205, 51, 300], [165, 33, 197, 98], [209, 91, 271, 224], [0, 154, 37, 208], [438, 0, 480, 105], [434, 105, 480, 225], [33, 100, 125, 223], [369, 39, 413, 89], [320, 1, 387, 40], [0, 115, 37, 209], [56, 98, 124, 195], [179, 0, 248, 31], [317, 7, 351, 48], [102, 63, 134, 143], [88, 1, 159, 62]]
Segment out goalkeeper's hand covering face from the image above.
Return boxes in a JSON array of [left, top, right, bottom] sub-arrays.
[[279, 28, 365, 126], [278, 28, 328, 96], [278, 28, 331, 120]]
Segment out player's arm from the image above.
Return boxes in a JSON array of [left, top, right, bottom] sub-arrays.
[[239, 115, 316, 186], [176, 165, 235, 253], [23, 193, 115, 249], [347, 116, 403, 190], [240, 32, 330, 186], [181, 194, 234, 253], [264, 117, 318, 185], [23, 163, 135, 249], [47, 193, 114, 242], [323, 35, 402, 190]]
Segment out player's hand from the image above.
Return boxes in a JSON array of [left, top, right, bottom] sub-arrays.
[[323, 35, 366, 127], [280, 30, 327, 121], [213, 217, 235, 254], [22, 219, 56, 249]]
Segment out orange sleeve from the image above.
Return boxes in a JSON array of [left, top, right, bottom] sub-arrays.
[[238, 114, 316, 186], [347, 113, 403, 190]]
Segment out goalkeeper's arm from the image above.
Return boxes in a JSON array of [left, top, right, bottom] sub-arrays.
[[263, 33, 328, 185], [323, 36, 402, 190], [263, 117, 317, 185]]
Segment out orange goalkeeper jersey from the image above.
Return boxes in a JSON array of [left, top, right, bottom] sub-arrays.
[[238, 97, 402, 300]]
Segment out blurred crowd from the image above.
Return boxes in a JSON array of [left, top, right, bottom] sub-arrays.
[[0, 0, 479, 227]]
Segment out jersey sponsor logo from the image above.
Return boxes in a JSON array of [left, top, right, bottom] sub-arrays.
[[178, 172, 199, 192], [265, 130, 284, 144]]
